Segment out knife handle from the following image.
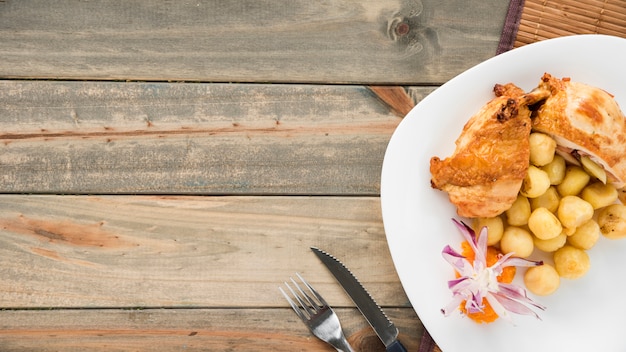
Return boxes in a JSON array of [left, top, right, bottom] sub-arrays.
[[386, 340, 407, 352]]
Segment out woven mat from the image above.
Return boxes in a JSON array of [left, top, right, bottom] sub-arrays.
[[419, 1, 625, 351], [499, 0, 626, 53]]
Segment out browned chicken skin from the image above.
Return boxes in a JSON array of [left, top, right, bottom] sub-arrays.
[[430, 83, 550, 218], [532, 73, 626, 188]]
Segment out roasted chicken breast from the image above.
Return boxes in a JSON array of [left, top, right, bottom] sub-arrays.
[[532, 73, 626, 188], [430, 83, 549, 218]]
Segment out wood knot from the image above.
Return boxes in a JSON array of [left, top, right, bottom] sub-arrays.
[[386, 0, 424, 42], [347, 327, 385, 351], [395, 22, 410, 37], [386, 0, 440, 57]]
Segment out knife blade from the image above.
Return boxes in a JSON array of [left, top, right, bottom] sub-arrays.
[[311, 247, 407, 352]]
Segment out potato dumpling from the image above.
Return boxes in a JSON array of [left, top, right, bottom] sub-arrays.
[[553, 245, 590, 279], [557, 166, 590, 196], [533, 231, 566, 252], [505, 195, 531, 226], [528, 207, 562, 240], [557, 196, 594, 229], [567, 220, 600, 250], [500, 227, 534, 258], [529, 186, 560, 213], [541, 154, 566, 185], [580, 156, 607, 184], [524, 264, 560, 296], [581, 182, 618, 209], [597, 204, 626, 239], [529, 133, 557, 167], [473, 217, 504, 246], [562, 226, 577, 236], [520, 166, 551, 198]]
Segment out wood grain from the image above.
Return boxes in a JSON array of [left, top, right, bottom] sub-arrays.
[[0, 195, 408, 308], [0, 308, 422, 351], [369, 86, 416, 117], [0, 0, 508, 83], [0, 1, 510, 350], [0, 81, 437, 195]]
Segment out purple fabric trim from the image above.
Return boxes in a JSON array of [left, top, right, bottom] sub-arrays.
[[497, 0, 526, 54], [418, 328, 437, 352]]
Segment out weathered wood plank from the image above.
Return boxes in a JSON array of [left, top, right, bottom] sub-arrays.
[[369, 86, 416, 117], [0, 81, 435, 195], [0, 195, 409, 308], [0, 0, 508, 83], [0, 308, 422, 351]]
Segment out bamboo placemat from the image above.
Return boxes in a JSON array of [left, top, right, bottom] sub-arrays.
[[516, 0, 626, 47], [420, 1, 625, 351], [499, 0, 626, 53]]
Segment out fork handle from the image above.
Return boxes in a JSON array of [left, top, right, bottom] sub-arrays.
[[331, 336, 355, 352]]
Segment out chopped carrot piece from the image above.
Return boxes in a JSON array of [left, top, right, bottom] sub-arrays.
[[460, 297, 499, 324], [460, 240, 516, 283], [457, 240, 516, 323]]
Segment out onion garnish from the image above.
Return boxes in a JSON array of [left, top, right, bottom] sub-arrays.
[[441, 219, 546, 324]]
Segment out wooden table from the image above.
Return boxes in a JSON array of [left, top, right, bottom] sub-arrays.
[[0, 1, 510, 350]]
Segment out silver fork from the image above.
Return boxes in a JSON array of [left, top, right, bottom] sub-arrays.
[[280, 273, 355, 352]]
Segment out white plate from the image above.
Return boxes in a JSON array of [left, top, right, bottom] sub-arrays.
[[381, 34, 626, 352]]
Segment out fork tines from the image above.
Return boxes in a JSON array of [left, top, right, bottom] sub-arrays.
[[279, 272, 328, 321], [279, 272, 355, 352]]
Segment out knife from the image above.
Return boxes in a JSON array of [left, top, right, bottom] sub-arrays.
[[311, 247, 407, 352]]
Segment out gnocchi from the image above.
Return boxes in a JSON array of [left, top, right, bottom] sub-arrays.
[[500, 227, 534, 258], [540, 154, 566, 185], [557, 196, 594, 229], [553, 245, 590, 279], [529, 133, 557, 166], [520, 165, 551, 198], [567, 220, 600, 250], [557, 166, 590, 196], [524, 264, 560, 296], [505, 195, 531, 226], [580, 156, 607, 184], [528, 207, 562, 240], [597, 204, 626, 239], [581, 182, 618, 209], [472, 217, 504, 246], [529, 186, 560, 213], [533, 231, 566, 252]]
